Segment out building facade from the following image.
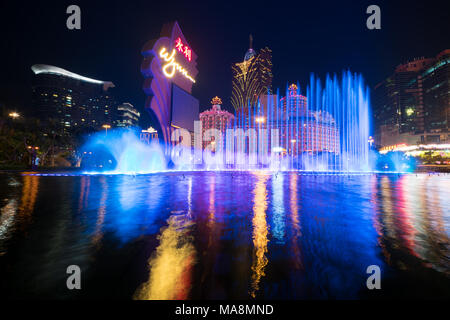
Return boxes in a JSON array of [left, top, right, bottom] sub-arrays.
[[276, 84, 340, 155], [114, 102, 140, 128], [231, 35, 273, 112], [31, 64, 117, 135], [422, 49, 450, 140], [199, 96, 234, 150], [373, 49, 450, 148]]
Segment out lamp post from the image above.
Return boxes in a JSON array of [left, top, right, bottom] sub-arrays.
[[8, 112, 20, 119], [102, 124, 111, 136], [27, 145, 39, 170], [368, 136, 374, 148], [290, 139, 297, 155], [255, 116, 265, 124]]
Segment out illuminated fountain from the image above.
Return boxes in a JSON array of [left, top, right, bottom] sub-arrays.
[[81, 71, 372, 174], [230, 71, 371, 172], [80, 128, 166, 174]]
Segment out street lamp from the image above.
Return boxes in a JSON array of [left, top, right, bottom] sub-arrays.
[[102, 124, 111, 135], [368, 136, 374, 148], [26, 145, 39, 169], [290, 139, 296, 155], [255, 117, 265, 124], [8, 112, 20, 119]]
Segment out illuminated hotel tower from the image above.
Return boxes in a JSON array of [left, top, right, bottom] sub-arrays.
[[278, 84, 340, 155], [199, 96, 235, 149], [231, 35, 273, 112]]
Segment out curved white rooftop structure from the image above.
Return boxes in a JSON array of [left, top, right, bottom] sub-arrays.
[[31, 64, 114, 88]]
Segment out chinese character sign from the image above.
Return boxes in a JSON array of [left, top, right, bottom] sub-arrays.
[[175, 37, 192, 62]]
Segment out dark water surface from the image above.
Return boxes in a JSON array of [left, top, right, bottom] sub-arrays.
[[0, 171, 449, 299]]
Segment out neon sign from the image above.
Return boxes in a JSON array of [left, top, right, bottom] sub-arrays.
[[175, 37, 192, 62], [159, 47, 196, 83]]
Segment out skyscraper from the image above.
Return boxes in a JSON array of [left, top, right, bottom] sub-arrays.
[[277, 84, 339, 155], [373, 49, 450, 147], [114, 102, 140, 128], [422, 49, 450, 140], [231, 35, 273, 112], [31, 64, 117, 135]]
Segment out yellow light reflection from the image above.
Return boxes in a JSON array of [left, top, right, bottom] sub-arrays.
[[249, 172, 269, 298], [18, 175, 39, 226], [134, 214, 196, 300]]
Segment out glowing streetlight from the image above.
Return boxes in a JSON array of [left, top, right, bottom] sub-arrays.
[[102, 124, 111, 135], [368, 136, 374, 148], [255, 116, 265, 124], [8, 112, 20, 119]]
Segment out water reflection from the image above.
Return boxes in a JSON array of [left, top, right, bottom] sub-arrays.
[[134, 213, 196, 300], [250, 172, 269, 298], [19, 175, 39, 218], [78, 176, 90, 213], [271, 173, 285, 243], [0, 175, 39, 253], [0, 199, 18, 245], [376, 175, 450, 276], [92, 176, 107, 246], [134, 177, 196, 300], [289, 173, 303, 270], [0, 172, 448, 299]]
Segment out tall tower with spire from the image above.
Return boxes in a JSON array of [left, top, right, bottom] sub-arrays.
[[231, 35, 273, 112]]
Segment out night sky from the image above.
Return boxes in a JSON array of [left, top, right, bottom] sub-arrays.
[[1, 0, 449, 119]]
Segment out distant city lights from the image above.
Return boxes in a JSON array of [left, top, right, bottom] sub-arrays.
[[379, 143, 450, 154]]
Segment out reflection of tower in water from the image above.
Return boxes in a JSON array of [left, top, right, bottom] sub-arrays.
[[19, 175, 39, 218], [249, 173, 269, 298], [134, 178, 196, 300]]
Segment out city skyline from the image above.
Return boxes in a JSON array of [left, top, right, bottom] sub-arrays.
[[1, 0, 449, 118], [0, 0, 449, 304]]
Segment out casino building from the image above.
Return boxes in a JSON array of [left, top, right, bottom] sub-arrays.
[[31, 64, 117, 134], [234, 84, 340, 158], [231, 35, 273, 112], [141, 21, 199, 149], [274, 84, 340, 155], [199, 96, 235, 149]]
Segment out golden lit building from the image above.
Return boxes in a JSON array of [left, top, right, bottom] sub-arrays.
[[231, 35, 273, 112]]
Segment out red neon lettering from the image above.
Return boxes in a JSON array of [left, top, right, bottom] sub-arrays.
[[174, 37, 192, 62], [175, 37, 184, 52], [184, 46, 192, 61]]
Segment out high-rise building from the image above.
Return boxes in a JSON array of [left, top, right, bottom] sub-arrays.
[[276, 84, 339, 154], [231, 35, 273, 112], [373, 49, 450, 148], [114, 102, 140, 128], [31, 64, 116, 134], [422, 49, 450, 141], [199, 96, 234, 149]]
